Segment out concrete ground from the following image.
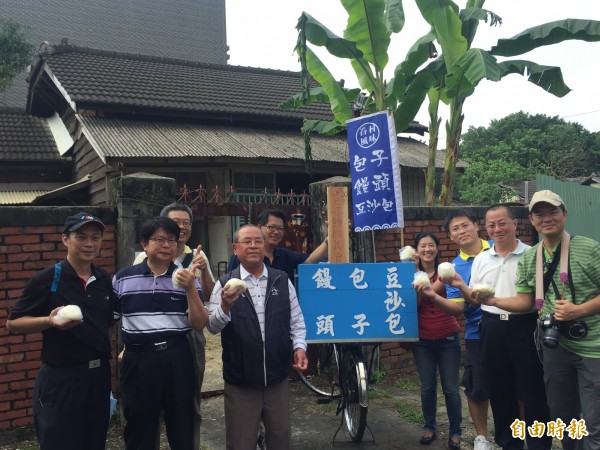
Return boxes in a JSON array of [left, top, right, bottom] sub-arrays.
[[198, 332, 488, 450], [1, 332, 535, 450]]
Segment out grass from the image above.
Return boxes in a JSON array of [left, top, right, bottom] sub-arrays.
[[393, 399, 425, 424], [369, 368, 386, 384], [393, 372, 421, 393]]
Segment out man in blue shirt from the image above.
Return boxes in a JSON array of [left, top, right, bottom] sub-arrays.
[[228, 209, 328, 284], [444, 209, 493, 450]]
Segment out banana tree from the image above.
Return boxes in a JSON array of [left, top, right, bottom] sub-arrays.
[[414, 0, 600, 204], [281, 0, 438, 169]]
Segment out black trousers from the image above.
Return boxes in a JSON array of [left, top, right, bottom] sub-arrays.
[[33, 360, 111, 450], [480, 312, 552, 450], [120, 340, 195, 450]]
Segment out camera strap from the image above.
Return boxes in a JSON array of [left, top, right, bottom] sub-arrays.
[[535, 231, 575, 312]]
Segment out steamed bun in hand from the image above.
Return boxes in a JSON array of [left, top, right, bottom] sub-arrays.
[[399, 246, 416, 262], [413, 271, 431, 288], [472, 283, 495, 299], [438, 262, 455, 281], [55, 305, 83, 322], [224, 278, 247, 295]]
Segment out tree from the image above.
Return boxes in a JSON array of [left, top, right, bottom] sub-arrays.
[[281, 0, 441, 168], [414, 0, 600, 204], [0, 18, 34, 92], [458, 112, 600, 204], [286, 0, 600, 204]]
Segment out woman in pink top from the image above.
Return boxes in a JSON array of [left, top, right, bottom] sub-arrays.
[[411, 232, 463, 449]]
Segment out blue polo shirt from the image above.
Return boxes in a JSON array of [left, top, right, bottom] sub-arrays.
[[446, 239, 492, 340], [228, 247, 308, 284]]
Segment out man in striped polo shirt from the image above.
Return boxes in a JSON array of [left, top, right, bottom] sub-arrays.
[[113, 216, 208, 450], [479, 190, 600, 450]]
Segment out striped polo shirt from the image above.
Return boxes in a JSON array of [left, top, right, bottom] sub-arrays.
[[516, 234, 600, 358], [113, 259, 202, 345]]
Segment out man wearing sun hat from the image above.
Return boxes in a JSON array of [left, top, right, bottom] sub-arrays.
[[478, 191, 600, 450], [6, 212, 115, 450]]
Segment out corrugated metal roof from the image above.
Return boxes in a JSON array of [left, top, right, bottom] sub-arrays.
[[78, 115, 348, 163], [0, 191, 51, 205], [78, 115, 465, 168]]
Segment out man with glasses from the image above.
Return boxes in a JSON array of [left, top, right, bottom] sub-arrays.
[[132, 202, 214, 450], [228, 209, 328, 283], [208, 224, 308, 450], [479, 191, 600, 450], [113, 216, 208, 450], [470, 204, 551, 450]]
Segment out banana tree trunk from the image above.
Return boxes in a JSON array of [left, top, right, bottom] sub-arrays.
[[439, 100, 464, 206], [425, 116, 440, 206]]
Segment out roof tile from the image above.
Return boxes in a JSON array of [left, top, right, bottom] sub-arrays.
[[0, 109, 60, 161]]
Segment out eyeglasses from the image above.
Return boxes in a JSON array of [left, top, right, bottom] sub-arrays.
[[171, 219, 192, 227], [264, 224, 284, 233], [235, 239, 265, 246], [149, 237, 178, 246]]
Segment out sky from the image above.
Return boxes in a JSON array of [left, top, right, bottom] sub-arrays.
[[226, 0, 600, 142]]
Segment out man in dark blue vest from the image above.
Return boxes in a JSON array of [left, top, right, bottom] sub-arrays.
[[207, 224, 308, 450]]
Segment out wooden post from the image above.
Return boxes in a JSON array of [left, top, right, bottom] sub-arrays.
[[326, 186, 350, 263]]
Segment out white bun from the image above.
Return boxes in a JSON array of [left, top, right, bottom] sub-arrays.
[[56, 304, 83, 321]]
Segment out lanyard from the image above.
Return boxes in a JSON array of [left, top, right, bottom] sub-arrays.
[[535, 231, 574, 312]]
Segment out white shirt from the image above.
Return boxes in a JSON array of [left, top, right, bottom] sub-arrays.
[[207, 264, 307, 351], [470, 240, 536, 315]]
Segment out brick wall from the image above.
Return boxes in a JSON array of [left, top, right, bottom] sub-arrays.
[[0, 207, 117, 430], [375, 206, 537, 375]]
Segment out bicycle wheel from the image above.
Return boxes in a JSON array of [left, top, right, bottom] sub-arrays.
[[342, 346, 368, 442], [297, 343, 341, 398]]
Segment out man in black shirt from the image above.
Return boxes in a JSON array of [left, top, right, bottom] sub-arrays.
[[7, 212, 114, 450]]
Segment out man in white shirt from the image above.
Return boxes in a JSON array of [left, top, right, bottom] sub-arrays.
[[471, 204, 551, 450], [207, 225, 308, 450]]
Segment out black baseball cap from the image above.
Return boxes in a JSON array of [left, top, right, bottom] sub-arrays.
[[63, 212, 105, 234]]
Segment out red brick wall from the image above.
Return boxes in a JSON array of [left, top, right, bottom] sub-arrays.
[[375, 206, 537, 375], [0, 207, 117, 430]]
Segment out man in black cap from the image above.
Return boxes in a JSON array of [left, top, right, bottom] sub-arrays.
[[7, 212, 114, 450]]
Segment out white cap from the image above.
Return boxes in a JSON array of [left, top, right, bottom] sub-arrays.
[[529, 190, 564, 211]]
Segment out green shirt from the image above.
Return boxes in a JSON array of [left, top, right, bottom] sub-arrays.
[[516, 235, 600, 358]]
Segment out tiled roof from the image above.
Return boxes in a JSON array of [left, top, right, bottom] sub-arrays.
[[36, 45, 333, 123], [77, 115, 455, 168], [0, 109, 60, 161]]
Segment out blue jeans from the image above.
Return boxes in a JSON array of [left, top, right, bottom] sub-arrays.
[[412, 333, 462, 436]]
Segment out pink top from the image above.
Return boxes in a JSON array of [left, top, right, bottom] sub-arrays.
[[417, 273, 460, 340]]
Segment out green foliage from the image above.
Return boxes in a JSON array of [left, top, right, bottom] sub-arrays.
[[459, 112, 600, 204], [0, 18, 34, 92], [394, 399, 425, 424], [369, 368, 387, 384]]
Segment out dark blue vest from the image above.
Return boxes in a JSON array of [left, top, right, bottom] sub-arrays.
[[218, 267, 291, 387]]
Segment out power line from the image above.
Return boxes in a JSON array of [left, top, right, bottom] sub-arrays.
[[562, 109, 600, 119]]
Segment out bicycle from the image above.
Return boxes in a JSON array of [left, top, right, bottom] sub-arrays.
[[297, 342, 371, 443]]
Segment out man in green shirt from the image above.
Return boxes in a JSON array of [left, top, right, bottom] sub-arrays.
[[479, 190, 600, 450]]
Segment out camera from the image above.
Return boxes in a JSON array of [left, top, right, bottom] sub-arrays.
[[538, 314, 588, 349]]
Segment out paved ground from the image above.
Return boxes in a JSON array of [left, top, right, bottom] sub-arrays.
[[3, 332, 540, 450]]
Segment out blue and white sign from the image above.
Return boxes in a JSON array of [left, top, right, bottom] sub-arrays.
[[298, 263, 418, 343], [346, 111, 404, 231]]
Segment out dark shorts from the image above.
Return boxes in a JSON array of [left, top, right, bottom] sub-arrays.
[[462, 339, 489, 402]]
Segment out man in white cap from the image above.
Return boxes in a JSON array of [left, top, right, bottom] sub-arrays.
[[478, 190, 600, 450]]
